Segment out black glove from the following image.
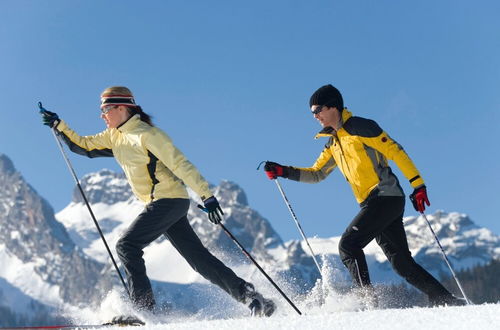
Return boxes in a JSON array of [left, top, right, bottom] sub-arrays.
[[40, 107, 60, 128], [263, 161, 289, 180], [203, 196, 224, 225]]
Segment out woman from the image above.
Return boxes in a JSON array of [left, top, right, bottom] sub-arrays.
[[40, 86, 275, 317]]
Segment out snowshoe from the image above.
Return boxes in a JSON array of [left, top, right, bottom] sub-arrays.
[[241, 282, 276, 317], [249, 296, 276, 317], [429, 294, 468, 307], [103, 315, 145, 326]]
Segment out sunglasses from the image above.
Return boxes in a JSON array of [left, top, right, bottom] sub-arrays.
[[311, 105, 325, 115], [101, 105, 117, 114]]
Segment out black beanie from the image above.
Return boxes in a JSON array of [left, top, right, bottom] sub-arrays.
[[309, 84, 344, 111]]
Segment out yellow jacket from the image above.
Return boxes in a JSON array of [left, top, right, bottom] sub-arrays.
[[55, 114, 213, 203], [287, 109, 425, 205]]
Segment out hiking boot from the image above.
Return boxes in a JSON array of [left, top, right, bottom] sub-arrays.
[[241, 283, 276, 317]]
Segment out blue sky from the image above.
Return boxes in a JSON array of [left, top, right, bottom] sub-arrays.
[[1, 1, 499, 241]]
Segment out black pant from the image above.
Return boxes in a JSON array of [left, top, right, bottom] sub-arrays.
[[338, 196, 451, 300], [116, 198, 246, 310]]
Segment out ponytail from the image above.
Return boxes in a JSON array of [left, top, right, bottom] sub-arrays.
[[128, 106, 154, 126]]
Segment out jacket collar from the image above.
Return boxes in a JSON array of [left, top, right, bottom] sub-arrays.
[[117, 114, 141, 132], [314, 108, 353, 139]]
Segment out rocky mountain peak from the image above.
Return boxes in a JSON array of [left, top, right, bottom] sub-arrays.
[[0, 154, 112, 306], [401, 211, 500, 276], [213, 180, 249, 206], [73, 169, 133, 205], [60, 169, 284, 264], [0, 153, 16, 175], [405, 211, 475, 234]]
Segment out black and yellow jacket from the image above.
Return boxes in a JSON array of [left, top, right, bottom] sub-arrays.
[[55, 114, 213, 204], [287, 109, 425, 205]]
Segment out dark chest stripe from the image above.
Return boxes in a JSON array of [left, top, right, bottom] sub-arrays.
[[146, 151, 160, 200]]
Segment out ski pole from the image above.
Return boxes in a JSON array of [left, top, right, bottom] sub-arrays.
[[273, 178, 322, 276], [197, 205, 302, 315], [256, 162, 322, 275], [420, 212, 471, 305], [38, 102, 130, 298]]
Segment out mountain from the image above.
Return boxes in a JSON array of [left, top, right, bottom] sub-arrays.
[[301, 211, 500, 285], [0, 154, 113, 323], [402, 211, 500, 277], [55, 169, 500, 291], [56, 169, 288, 284]]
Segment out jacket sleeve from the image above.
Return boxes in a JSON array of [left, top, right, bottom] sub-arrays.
[[287, 146, 337, 183], [144, 128, 213, 201], [359, 128, 425, 189], [55, 120, 114, 158]]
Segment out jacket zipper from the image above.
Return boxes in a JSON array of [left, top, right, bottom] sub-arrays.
[[334, 134, 361, 198]]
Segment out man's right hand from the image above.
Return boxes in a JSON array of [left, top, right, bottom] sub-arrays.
[[264, 161, 289, 180]]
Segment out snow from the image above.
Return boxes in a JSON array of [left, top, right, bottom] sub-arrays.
[[143, 240, 204, 284], [55, 255, 500, 330], [0, 244, 63, 310], [63, 289, 500, 330], [0, 277, 45, 315], [133, 305, 499, 330], [10, 230, 20, 240], [56, 200, 144, 262]]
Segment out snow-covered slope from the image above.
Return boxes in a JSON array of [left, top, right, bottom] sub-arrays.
[[74, 304, 500, 330]]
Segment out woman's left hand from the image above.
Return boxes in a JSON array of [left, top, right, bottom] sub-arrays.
[[203, 196, 224, 224]]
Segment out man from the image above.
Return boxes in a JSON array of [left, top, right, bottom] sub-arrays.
[[40, 86, 275, 317], [264, 84, 463, 306]]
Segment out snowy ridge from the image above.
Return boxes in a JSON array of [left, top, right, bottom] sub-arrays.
[[404, 211, 500, 271], [55, 169, 500, 289], [72, 169, 133, 205]]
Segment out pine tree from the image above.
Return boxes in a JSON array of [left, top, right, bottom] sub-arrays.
[[441, 259, 500, 303]]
